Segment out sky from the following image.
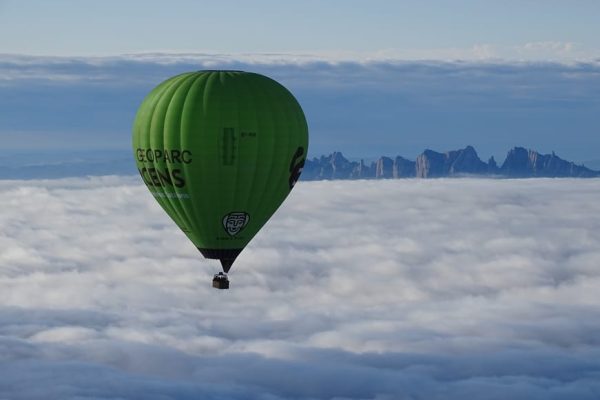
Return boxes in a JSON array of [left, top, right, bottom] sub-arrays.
[[2, 55, 600, 165], [1, 1, 600, 162], [1, 1, 600, 59], [1, 177, 600, 399]]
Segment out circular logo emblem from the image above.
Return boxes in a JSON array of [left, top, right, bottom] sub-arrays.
[[222, 212, 250, 236]]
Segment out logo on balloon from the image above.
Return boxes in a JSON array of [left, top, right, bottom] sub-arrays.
[[222, 212, 250, 236], [289, 146, 306, 189]]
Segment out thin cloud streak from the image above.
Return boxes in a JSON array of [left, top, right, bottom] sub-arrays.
[[1, 177, 600, 398]]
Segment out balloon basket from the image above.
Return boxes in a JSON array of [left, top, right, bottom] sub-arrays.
[[212, 272, 230, 290]]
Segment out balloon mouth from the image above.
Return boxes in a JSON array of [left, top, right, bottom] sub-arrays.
[[197, 248, 243, 273]]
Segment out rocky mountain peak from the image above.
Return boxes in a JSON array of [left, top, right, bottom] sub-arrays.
[[302, 146, 599, 181]]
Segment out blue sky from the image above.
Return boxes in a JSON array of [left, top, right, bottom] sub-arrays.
[[2, 0, 600, 59], [1, 1, 599, 163], [2, 55, 599, 164]]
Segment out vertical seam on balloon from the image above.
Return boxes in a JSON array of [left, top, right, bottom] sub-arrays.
[[176, 73, 206, 235], [283, 81, 295, 195], [207, 72, 222, 248], [150, 75, 188, 229], [214, 71, 233, 247], [230, 72, 242, 245], [247, 73, 274, 232], [158, 73, 198, 237], [262, 75, 288, 231], [177, 73, 207, 241], [181, 72, 211, 245], [146, 75, 183, 223], [236, 73, 257, 236], [188, 72, 218, 246], [243, 74, 261, 225], [266, 77, 291, 223]]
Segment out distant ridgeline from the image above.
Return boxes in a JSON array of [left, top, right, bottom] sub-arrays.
[[301, 146, 600, 180]]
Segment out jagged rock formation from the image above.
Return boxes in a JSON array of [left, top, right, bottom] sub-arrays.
[[302, 152, 356, 180], [415, 146, 491, 177], [301, 146, 599, 180], [375, 156, 393, 178], [351, 159, 372, 179], [488, 156, 499, 174], [394, 156, 416, 178], [500, 147, 597, 177]]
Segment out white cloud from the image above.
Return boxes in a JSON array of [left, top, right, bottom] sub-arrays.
[[2, 49, 600, 83], [1, 176, 600, 398], [516, 41, 578, 59]]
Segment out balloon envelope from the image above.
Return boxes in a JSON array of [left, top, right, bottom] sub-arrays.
[[132, 71, 309, 272]]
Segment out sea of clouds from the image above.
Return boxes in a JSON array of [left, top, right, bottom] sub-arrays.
[[1, 177, 599, 399]]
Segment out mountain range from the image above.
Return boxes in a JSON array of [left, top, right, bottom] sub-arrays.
[[0, 146, 597, 180], [301, 146, 600, 180]]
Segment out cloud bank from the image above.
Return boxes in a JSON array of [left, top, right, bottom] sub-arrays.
[[1, 177, 599, 399], [1, 54, 600, 162]]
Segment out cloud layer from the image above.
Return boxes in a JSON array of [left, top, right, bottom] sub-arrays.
[[1, 177, 600, 399]]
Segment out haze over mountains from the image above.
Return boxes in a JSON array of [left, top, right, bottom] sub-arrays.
[[303, 146, 600, 180]]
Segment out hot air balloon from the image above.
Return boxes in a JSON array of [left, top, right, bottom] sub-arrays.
[[132, 71, 309, 289]]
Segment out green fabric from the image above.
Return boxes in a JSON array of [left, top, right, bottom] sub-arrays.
[[132, 71, 309, 269]]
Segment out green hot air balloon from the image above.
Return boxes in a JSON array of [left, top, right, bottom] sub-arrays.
[[132, 71, 308, 289]]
